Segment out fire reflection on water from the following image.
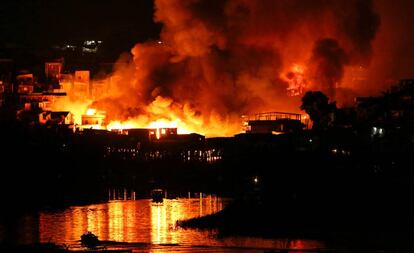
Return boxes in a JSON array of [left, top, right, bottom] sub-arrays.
[[23, 198, 325, 251], [151, 204, 164, 244], [38, 197, 225, 245]]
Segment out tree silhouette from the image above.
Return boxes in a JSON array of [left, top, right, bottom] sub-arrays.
[[300, 91, 336, 130]]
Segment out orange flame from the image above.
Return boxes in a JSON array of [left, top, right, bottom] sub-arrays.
[[47, 0, 383, 136], [86, 108, 97, 116], [284, 63, 307, 96]]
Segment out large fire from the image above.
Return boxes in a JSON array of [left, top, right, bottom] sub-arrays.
[[54, 94, 242, 136], [106, 114, 193, 134], [52, 0, 380, 136], [285, 64, 307, 97]]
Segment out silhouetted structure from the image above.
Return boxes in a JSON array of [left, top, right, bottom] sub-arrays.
[[245, 112, 304, 134]]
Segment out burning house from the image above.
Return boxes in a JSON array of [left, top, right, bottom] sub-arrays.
[[81, 109, 106, 130], [39, 111, 74, 125], [1, 0, 381, 139], [45, 62, 62, 81], [16, 73, 35, 94], [0, 0, 401, 151], [73, 70, 90, 100]]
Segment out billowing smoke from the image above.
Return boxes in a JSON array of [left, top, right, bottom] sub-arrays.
[[365, 0, 414, 94], [308, 38, 348, 98], [92, 0, 380, 136], [306, 0, 379, 100]]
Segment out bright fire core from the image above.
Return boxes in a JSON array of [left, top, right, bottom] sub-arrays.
[[52, 0, 383, 137]]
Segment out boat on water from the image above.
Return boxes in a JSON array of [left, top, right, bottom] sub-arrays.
[[78, 232, 132, 252], [151, 189, 164, 203]]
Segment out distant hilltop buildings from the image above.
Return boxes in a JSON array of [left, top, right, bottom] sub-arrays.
[[0, 51, 312, 136], [0, 56, 113, 129], [2, 44, 414, 154]]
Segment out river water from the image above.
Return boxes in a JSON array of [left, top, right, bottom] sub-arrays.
[[1, 197, 326, 252]]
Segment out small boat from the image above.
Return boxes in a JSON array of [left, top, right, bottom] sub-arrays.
[[151, 189, 164, 203], [78, 232, 132, 252], [81, 232, 99, 249]]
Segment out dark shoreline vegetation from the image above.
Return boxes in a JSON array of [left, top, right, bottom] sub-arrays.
[[178, 196, 414, 251]]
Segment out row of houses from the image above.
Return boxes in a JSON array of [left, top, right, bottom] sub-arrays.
[[0, 58, 116, 128]]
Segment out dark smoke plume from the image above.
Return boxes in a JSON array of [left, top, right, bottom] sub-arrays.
[[308, 38, 349, 98], [94, 0, 381, 135]]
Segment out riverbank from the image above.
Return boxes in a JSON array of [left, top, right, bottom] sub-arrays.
[[178, 197, 414, 251]]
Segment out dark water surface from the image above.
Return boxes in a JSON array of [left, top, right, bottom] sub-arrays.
[[1, 198, 325, 252]]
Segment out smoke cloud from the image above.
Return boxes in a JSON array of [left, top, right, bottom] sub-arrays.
[[92, 0, 381, 136], [308, 38, 349, 98]]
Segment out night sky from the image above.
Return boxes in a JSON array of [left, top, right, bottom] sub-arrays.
[[1, 0, 414, 85], [0, 0, 160, 50]]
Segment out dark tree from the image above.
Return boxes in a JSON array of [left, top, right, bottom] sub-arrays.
[[300, 91, 336, 130]]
